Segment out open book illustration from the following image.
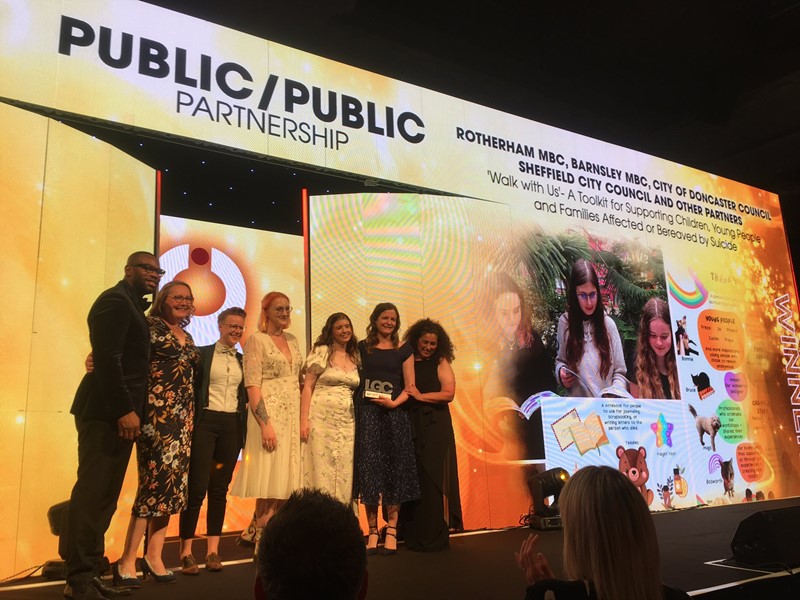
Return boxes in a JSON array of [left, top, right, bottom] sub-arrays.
[[486, 391, 557, 420], [551, 409, 610, 455], [561, 367, 635, 399]]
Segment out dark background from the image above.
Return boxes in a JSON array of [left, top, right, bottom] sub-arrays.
[[71, 1, 800, 276]]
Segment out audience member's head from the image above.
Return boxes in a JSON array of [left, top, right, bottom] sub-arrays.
[[256, 488, 367, 600], [755, 490, 765, 501], [560, 465, 663, 600], [744, 488, 753, 501]]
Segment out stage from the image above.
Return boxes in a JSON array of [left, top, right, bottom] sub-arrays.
[[3, 498, 798, 599]]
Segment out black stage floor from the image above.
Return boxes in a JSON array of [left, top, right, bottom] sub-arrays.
[[3, 498, 799, 599]]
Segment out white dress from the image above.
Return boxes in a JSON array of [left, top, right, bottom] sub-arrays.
[[231, 331, 303, 499], [302, 345, 359, 504]]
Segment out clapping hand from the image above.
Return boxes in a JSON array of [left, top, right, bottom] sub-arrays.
[[515, 533, 554, 585]]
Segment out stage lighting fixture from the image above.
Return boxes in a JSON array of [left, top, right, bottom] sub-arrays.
[[528, 467, 569, 529], [43, 500, 69, 579]]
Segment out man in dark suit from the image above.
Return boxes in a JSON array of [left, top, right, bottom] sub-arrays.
[[65, 251, 163, 600], [178, 307, 248, 574]]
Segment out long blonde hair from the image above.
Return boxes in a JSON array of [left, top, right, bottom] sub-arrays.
[[560, 466, 664, 600], [635, 298, 680, 399]]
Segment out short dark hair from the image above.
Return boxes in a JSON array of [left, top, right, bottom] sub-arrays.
[[125, 250, 157, 266], [218, 306, 246, 324], [257, 489, 366, 600]]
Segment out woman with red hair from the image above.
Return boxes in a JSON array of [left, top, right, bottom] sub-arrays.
[[231, 291, 303, 549]]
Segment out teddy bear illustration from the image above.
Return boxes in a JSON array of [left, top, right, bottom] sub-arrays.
[[617, 445, 654, 505]]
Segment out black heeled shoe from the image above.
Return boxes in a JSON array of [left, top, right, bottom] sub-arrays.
[[366, 527, 380, 556], [141, 557, 176, 583], [379, 525, 398, 555], [111, 561, 142, 589]]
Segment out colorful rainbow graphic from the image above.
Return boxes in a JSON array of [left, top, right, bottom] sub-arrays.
[[708, 454, 723, 474], [667, 269, 709, 308]]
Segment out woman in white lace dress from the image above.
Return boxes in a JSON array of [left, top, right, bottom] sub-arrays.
[[300, 313, 360, 507], [231, 292, 303, 544]]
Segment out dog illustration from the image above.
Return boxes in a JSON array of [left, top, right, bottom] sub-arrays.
[[616, 445, 654, 505], [721, 458, 735, 497], [688, 404, 721, 451]]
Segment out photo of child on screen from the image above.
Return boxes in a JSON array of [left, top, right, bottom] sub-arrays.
[[482, 273, 556, 459], [635, 297, 681, 399], [555, 259, 628, 398]]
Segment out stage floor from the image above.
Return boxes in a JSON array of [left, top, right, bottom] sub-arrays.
[[3, 497, 798, 599]]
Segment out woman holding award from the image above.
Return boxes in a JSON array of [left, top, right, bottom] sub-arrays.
[[355, 303, 419, 555]]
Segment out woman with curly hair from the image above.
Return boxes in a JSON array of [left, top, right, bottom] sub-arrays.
[[555, 259, 627, 397], [355, 302, 419, 555], [113, 280, 201, 585], [401, 318, 463, 551], [300, 312, 360, 506], [635, 298, 681, 399]]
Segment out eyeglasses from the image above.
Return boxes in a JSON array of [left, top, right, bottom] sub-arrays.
[[169, 295, 194, 303], [577, 292, 597, 302], [226, 324, 245, 331], [131, 263, 166, 276], [273, 306, 293, 314]]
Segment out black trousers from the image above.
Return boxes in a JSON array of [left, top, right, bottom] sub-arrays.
[[66, 418, 133, 586], [179, 410, 242, 539]]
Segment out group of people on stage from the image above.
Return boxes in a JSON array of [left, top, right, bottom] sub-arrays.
[[233, 299, 463, 557], [64, 249, 682, 600], [65, 251, 463, 600]]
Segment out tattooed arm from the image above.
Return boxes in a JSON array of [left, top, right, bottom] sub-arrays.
[[247, 386, 276, 451]]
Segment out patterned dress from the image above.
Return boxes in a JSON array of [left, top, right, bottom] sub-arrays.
[[355, 341, 420, 506], [231, 331, 303, 499], [133, 317, 200, 517], [302, 345, 359, 504]]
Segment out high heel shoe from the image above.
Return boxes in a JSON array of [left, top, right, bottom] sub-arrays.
[[112, 561, 142, 588], [366, 527, 380, 556], [141, 557, 176, 583], [379, 525, 398, 555]]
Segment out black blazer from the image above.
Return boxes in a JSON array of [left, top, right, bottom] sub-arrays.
[[71, 280, 150, 423], [195, 343, 248, 445]]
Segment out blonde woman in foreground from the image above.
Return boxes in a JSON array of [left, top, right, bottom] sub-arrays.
[[516, 466, 690, 600]]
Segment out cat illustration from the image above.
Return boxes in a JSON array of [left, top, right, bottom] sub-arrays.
[[691, 372, 714, 400], [721, 458, 734, 497]]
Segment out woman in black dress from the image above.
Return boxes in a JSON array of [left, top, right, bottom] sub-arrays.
[[355, 303, 420, 555], [113, 281, 200, 584], [401, 318, 463, 551]]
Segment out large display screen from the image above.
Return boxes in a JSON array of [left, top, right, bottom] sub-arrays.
[[1, 0, 798, 575], [309, 191, 800, 529]]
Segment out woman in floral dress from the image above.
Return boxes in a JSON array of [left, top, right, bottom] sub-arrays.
[[300, 313, 360, 507], [114, 281, 200, 584]]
